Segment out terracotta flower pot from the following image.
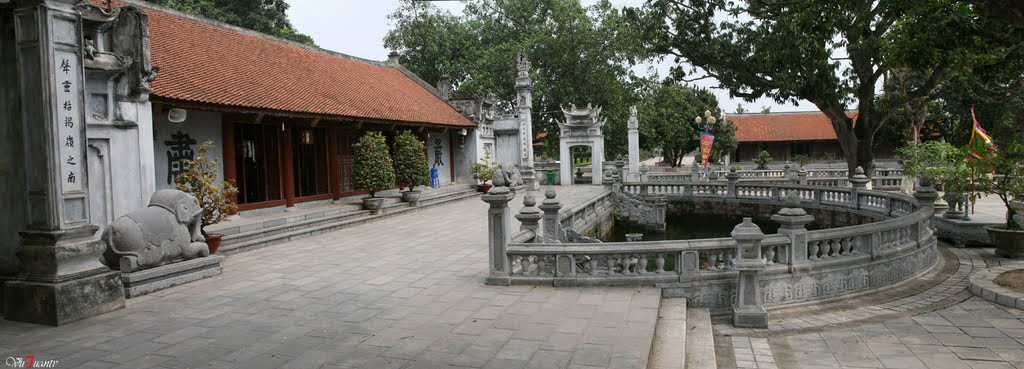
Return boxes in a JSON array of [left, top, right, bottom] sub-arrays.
[[205, 234, 224, 254], [478, 184, 493, 193]]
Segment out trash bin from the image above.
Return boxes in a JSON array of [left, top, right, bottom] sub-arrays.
[[546, 170, 556, 185], [430, 167, 441, 188]]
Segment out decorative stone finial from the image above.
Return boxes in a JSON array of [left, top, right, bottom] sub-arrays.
[[854, 166, 865, 176], [523, 193, 536, 207], [545, 189, 556, 200], [785, 192, 801, 208], [493, 172, 507, 187], [731, 217, 765, 240]]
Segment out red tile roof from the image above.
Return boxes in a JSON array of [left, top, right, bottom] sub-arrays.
[[727, 111, 855, 142], [138, 3, 474, 127]]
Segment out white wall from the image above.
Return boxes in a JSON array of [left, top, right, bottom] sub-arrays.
[[152, 109, 223, 190]]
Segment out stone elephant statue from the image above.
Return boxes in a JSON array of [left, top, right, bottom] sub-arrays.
[[103, 189, 210, 272]]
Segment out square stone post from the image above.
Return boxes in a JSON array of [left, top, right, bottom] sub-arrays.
[[771, 193, 815, 274], [691, 164, 699, 182], [515, 193, 542, 238], [849, 166, 869, 209], [4, 0, 125, 325], [627, 106, 640, 182], [539, 189, 563, 243], [731, 218, 768, 328], [726, 170, 740, 198], [797, 169, 808, 185], [483, 180, 515, 285]]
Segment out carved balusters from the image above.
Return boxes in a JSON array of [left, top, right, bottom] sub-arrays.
[[655, 254, 666, 273], [809, 241, 820, 260], [637, 255, 648, 274]]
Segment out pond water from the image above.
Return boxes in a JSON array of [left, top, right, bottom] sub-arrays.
[[605, 213, 820, 242]]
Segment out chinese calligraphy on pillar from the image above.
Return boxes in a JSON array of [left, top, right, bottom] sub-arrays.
[[433, 138, 444, 167], [55, 51, 82, 193], [165, 131, 196, 184]]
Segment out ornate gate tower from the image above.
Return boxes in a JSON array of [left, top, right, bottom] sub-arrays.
[[558, 104, 606, 185]]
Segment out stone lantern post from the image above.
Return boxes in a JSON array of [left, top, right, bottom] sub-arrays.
[[515, 193, 542, 235], [539, 189, 563, 242], [483, 175, 515, 285], [849, 167, 870, 209], [726, 168, 741, 197], [731, 217, 768, 328]]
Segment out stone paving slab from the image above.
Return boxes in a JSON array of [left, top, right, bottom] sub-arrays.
[[0, 186, 659, 369], [970, 261, 1024, 311], [717, 247, 1024, 369]]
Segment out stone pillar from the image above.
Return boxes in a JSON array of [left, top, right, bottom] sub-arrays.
[[797, 169, 808, 185], [515, 51, 539, 191], [849, 166, 869, 209], [591, 139, 604, 185], [654, 196, 667, 232], [914, 176, 939, 210], [613, 160, 625, 183], [515, 193, 542, 237], [783, 162, 791, 178], [539, 189, 563, 242], [559, 141, 571, 186], [4, 0, 125, 325], [483, 175, 515, 285], [726, 169, 740, 198], [281, 124, 296, 210], [627, 106, 640, 182], [771, 193, 815, 274], [731, 218, 768, 328], [691, 164, 699, 182]]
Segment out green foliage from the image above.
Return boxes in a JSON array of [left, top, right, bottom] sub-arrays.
[[143, 0, 315, 45], [792, 154, 812, 168], [174, 141, 238, 234], [969, 143, 1024, 229], [384, 0, 651, 159], [753, 150, 773, 170], [353, 132, 395, 197], [471, 147, 498, 183], [638, 82, 720, 167], [628, 0, 994, 173], [823, 152, 838, 168], [393, 131, 429, 191], [896, 141, 970, 193], [710, 119, 737, 164]]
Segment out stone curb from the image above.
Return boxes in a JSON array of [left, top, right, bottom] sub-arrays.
[[968, 263, 1024, 310]]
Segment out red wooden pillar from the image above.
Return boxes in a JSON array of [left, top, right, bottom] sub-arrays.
[[221, 118, 238, 213], [328, 126, 341, 201], [281, 123, 296, 208]]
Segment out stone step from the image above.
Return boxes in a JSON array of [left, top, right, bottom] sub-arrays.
[[685, 306, 717, 369], [220, 209, 372, 245], [217, 187, 481, 255], [649, 298, 687, 369]]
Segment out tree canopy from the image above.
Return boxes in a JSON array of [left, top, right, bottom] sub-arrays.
[[143, 0, 315, 45], [384, 0, 650, 159], [628, 0, 996, 175], [636, 82, 726, 167]]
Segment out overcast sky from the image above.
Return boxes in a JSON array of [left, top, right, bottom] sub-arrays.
[[286, 0, 816, 114]]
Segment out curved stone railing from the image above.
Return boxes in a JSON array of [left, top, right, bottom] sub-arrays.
[[644, 167, 905, 191], [482, 180, 939, 324]]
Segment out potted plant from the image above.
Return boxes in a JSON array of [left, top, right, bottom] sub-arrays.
[[353, 131, 395, 212], [471, 147, 498, 192], [174, 141, 238, 254], [972, 143, 1024, 258], [753, 150, 773, 170], [792, 154, 811, 169], [393, 130, 429, 204]]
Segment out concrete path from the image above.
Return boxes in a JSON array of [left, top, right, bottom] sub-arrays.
[[0, 185, 660, 369]]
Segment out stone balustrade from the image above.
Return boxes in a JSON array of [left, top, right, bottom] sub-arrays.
[[484, 180, 939, 315], [644, 167, 905, 191]]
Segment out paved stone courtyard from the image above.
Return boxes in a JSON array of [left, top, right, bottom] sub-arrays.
[[0, 186, 660, 369], [4, 184, 1024, 369]]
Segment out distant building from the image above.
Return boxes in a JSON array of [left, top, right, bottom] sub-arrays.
[[726, 111, 896, 163]]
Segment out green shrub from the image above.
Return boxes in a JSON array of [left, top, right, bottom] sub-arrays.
[[471, 147, 498, 183], [353, 131, 395, 197], [174, 141, 238, 236], [792, 154, 811, 168], [753, 150, 773, 169], [393, 130, 429, 191]]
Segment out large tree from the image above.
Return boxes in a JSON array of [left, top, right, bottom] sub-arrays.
[[630, 0, 985, 176], [384, 0, 649, 159], [637, 82, 722, 167], [143, 0, 315, 45]]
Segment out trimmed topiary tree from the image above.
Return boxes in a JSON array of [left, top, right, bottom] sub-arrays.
[[393, 130, 429, 191], [353, 131, 395, 198]]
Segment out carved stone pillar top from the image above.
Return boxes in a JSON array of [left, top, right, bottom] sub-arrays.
[[771, 193, 815, 230], [539, 189, 561, 214], [731, 217, 766, 269], [850, 166, 870, 188]]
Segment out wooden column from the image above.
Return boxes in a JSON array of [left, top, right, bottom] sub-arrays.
[[328, 126, 342, 201], [221, 118, 238, 212], [281, 123, 296, 208]]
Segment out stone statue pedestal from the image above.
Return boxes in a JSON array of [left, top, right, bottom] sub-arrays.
[[122, 255, 224, 298]]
